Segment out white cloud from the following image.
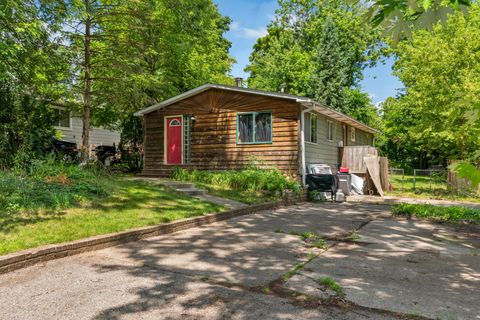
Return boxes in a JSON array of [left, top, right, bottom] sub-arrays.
[[242, 27, 268, 39], [230, 21, 240, 31], [230, 21, 267, 39]]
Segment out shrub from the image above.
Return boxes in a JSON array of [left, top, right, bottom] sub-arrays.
[[0, 156, 109, 214], [171, 165, 300, 193], [391, 203, 480, 223]]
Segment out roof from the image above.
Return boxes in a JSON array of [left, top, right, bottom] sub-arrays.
[[134, 83, 378, 134]]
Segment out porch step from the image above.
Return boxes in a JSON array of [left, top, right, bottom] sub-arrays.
[[157, 180, 207, 196], [174, 187, 207, 196], [139, 168, 174, 178], [161, 181, 195, 189]]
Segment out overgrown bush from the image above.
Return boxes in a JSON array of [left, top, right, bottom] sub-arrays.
[[171, 166, 300, 192], [391, 203, 480, 223], [0, 155, 109, 214], [0, 81, 55, 169]]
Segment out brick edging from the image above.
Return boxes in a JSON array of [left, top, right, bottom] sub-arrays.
[[0, 201, 286, 275]]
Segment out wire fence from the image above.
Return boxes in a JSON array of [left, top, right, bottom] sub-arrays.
[[388, 168, 404, 192], [412, 169, 448, 192], [388, 168, 449, 193]]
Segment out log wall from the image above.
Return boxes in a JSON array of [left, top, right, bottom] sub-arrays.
[[144, 88, 300, 176]]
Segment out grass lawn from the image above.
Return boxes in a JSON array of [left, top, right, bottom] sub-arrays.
[[0, 178, 224, 255], [387, 174, 480, 203], [392, 203, 480, 223]]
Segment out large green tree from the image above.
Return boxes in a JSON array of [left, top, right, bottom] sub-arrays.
[[246, 0, 380, 125], [380, 5, 480, 170], [1, 0, 234, 166]]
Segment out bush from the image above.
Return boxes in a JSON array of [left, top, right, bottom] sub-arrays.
[[0, 81, 55, 169], [171, 166, 300, 193], [0, 156, 110, 214], [391, 203, 480, 223]]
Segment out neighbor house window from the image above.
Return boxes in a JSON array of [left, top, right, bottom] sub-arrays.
[[237, 112, 272, 144], [53, 108, 71, 128], [326, 120, 333, 141], [350, 127, 356, 142], [304, 112, 318, 143]]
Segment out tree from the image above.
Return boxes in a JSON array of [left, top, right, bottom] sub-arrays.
[[246, 0, 380, 123], [369, 0, 471, 42], [88, 0, 234, 155], [380, 5, 480, 171]]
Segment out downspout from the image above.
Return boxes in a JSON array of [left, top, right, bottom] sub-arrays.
[[300, 103, 314, 186]]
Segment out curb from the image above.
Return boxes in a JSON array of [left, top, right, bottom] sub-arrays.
[[0, 201, 285, 275]]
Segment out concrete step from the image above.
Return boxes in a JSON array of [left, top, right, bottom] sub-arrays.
[[162, 181, 194, 189], [174, 187, 206, 196]]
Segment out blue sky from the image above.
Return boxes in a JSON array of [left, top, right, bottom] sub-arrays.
[[214, 0, 403, 104]]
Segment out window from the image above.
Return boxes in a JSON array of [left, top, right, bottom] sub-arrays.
[[169, 119, 181, 126], [326, 120, 333, 141], [237, 112, 272, 144], [304, 112, 318, 143], [53, 108, 70, 128], [350, 127, 356, 142]]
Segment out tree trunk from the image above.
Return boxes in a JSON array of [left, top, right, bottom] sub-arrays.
[[81, 0, 91, 163]]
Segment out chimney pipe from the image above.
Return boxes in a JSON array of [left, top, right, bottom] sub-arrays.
[[280, 83, 286, 93], [235, 77, 243, 87]]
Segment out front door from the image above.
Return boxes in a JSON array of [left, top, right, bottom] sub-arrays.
[[165, 116, 183, 164]]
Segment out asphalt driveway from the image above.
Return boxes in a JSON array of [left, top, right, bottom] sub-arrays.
[[0, 203, 478, 320]]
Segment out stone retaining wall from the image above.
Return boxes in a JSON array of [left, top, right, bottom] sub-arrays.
[[0, 201, 290, 275]]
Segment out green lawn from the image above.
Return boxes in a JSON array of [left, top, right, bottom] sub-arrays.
[[387, 174, 480, 203], [0, 178, 224, 255]]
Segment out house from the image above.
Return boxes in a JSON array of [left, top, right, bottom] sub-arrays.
[[52, 106, 121, 149], [133, 84, 377, 183]]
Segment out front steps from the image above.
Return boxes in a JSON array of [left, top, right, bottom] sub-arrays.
[[161, 180, 207, 196]]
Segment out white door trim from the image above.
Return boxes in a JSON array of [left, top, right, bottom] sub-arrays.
[[164, 115, 184, 165]]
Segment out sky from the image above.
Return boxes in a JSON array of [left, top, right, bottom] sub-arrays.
[[214, 0, 403, 104]]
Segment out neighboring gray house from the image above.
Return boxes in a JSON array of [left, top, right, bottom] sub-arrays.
[[52, 107, 121, 148]]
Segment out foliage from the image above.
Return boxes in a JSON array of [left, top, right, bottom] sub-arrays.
[[369, 0, 471, 42], [391, 203, 480, 223], [0, 81, 55, 168], [1, 0, 234, 166], [246, 0, 381, 125], [0, 177, 223, 255], [449, 162, 480, 189], [379, 6, 480, 169], [0, 156, 109, 214], [171, 166, 300, 193], [89, 0, 235, 134]]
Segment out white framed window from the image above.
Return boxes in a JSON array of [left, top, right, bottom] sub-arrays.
[[53, 108, 71, 129], [350, 127, 356, 142], [326, 120, 333, 141], [304, 112, 318, 143]]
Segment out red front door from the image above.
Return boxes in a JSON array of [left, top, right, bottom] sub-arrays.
[[166, 116, 182, 164]]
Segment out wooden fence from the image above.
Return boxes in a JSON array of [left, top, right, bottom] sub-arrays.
[[339, 146, 378, 174]]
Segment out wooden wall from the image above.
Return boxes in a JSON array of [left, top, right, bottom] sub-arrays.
[[144, 88, 300, 176]]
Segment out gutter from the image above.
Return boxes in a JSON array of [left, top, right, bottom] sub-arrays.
[[299, 103, 314, 186]]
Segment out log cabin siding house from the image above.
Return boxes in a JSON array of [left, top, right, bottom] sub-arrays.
[[134, 84, 377, 183]]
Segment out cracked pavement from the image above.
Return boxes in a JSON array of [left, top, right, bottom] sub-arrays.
[[0, 203, 478, 320]]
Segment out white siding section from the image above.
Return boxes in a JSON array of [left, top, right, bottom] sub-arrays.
[[56, 116, 121, 147], [304, 113, 343, 172]]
